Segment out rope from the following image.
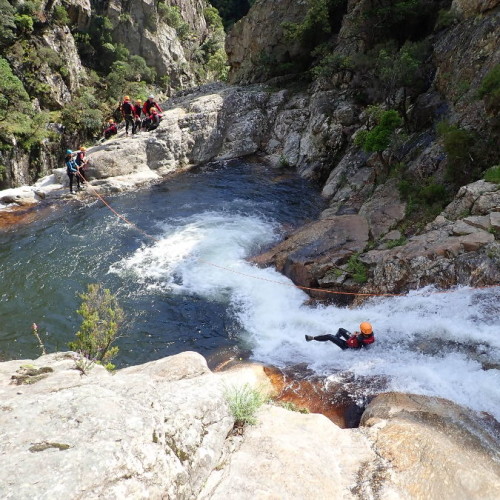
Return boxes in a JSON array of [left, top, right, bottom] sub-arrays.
[[74, 170, 499, 299]]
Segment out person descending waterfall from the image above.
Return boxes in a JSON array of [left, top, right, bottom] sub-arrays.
[[305, 322, 375, 350]]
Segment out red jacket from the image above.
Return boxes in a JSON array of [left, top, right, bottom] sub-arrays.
[[133, 104, 142, 118], [346, 333, 375, 348], [143, 100, 162, 115]]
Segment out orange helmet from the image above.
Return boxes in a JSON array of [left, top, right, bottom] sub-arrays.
[[80, 147, 86, 151], [136, 99, 142, 104], [124, 95, 130, 101], [150, 107, 157, 113], [108, 119, 114, 123], [360, 322, 373, 335]]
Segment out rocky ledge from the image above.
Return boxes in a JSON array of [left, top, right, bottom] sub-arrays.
[[1, 352, 498, 499]]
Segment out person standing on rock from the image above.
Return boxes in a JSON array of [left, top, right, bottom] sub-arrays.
[[305, 322, 375, 350], [143, 95, 162, 116], [132, 99, 143, 134], [75, 147, 88, 184], [65, 149, 80, 195], [120, 96, 134, 136]]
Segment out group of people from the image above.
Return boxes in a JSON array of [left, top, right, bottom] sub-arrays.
[[103, 95, 163, 139], [64, 147, 88, 194]]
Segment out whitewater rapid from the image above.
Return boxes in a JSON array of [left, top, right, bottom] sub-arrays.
[[111, 210, 500, 420]]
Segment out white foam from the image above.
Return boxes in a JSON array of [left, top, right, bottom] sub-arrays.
[[112, 210, 500, 419]]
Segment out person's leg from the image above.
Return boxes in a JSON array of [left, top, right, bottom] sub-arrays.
[[336, 328, 350, 340], [306, 334, 348, 349], [68, 173, 74, 193]]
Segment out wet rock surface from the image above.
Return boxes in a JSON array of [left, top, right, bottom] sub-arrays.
[[1, 352, 498, 499]]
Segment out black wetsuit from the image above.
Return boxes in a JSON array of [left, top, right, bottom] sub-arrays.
[[314, 328, 375, 350]]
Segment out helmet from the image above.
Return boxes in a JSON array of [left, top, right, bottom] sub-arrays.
[[66, 149, 73, 154], [148, 94, 154, 99], [360, 322, 373, 335], [150, 107, 157, 113], [108, 119, 114, 123], [136, 99, 142, 104], [124, 95, 130, 101], [80, 147, 86, 151]]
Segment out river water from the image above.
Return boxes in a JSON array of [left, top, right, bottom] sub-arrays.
[[1, 159, 499, 420]]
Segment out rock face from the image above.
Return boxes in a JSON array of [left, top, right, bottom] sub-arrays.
[[361, 393, 500, 500], [204, 405, 378, 499], [252, 215, 369, 292], [452, 0, 500, 16], [0, 352, 270, 499], [103, 0, 211, 88], [226, 0, 308, 84], [2, 353, 498, 499]]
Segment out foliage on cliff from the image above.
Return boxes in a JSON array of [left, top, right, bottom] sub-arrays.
[[0, 0, 228, 188], [209, 0, 255, 29]]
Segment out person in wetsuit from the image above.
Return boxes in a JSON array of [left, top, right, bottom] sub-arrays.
[[305, 322, 375, 350]]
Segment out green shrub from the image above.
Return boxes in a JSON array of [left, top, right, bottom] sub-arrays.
[[158, 3, 181, 27], [478, 64, 500, 114], [206, 48, 229, 81], [435, 9, 457, 30], [14, 14, 34, 34], [68, 284, 124, 370], [346, 254, 368, 284], [204, 6, 224, 30], [283, 0, 346, 50], [310, 45, 351, 80], [60, 88, 105, 136], [0, 0, 16, 48], [484, 165, 500, 184], [225, 384, 267, 426], [419, 182, 446, 204], [52, 5, 70, 26], [277, 401, 310, 414], [386, 236, 407, 249], [355, 110, 402, 163], [437, 121, 475, 183]]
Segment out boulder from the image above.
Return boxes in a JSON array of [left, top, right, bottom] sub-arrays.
[[452, 0, 500, 16], [359, 179, 406, 240], [442, 180, 499, 220], [226, 0, 308, 84], [204, 405, 380, 500], [0, 351, 270, 500], [361, 393, 500, 500], [252, 215, 369, 290]]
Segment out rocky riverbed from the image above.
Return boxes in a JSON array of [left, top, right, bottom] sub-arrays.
[[1, 351, 498, 499]]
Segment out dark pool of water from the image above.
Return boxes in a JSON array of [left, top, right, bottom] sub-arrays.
[[0, 159, 324, 367]]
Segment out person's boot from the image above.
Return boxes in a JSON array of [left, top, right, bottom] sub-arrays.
[[305, 335, 314, 342]]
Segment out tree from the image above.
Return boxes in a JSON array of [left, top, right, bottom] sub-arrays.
[[68, 284, 124, 369], [0, 0, 16, 48], [356, 109, 402, 168]]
